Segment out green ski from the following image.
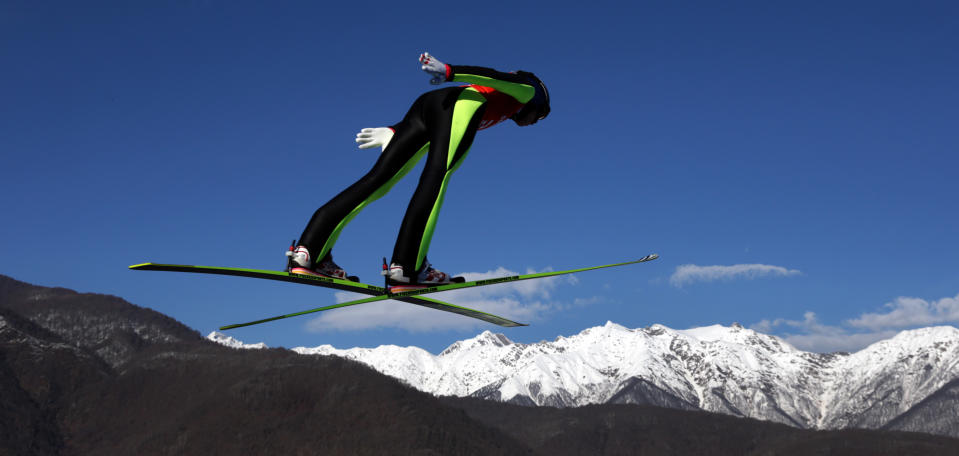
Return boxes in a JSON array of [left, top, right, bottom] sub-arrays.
[[130, 263, 526, 327], [215, 254, 659, 330]]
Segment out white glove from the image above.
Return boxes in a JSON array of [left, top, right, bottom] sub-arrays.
[[355, 127, 394, 151], [419, 52, 448, 85]]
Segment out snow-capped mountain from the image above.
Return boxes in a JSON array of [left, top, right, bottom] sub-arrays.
[[288, 322, 959, 432], [206, 331, 268, 349], [819, 326, 959, 429]]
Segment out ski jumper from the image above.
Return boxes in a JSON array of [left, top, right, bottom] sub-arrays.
[[298, 65, 541, 275]]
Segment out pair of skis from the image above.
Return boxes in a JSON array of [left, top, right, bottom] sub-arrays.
[[129, 253, 658, 330]]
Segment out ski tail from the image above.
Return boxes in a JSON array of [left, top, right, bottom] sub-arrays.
[[129, 263, 384, 293], [218, 294, 525, 330], [393, 295, 527, 327], [219, 295, 386, 330]]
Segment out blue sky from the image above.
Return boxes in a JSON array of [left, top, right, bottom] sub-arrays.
[[3, 1, 957, 354]]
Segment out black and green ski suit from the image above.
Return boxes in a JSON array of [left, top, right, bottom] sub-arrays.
[[298, 65, 545, 276]]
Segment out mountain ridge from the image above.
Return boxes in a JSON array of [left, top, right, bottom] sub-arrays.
[[290, 320, 959, 436]]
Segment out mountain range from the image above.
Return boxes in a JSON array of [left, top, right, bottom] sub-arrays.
[[3, 273, 959, 455], [288, 321, 959, 436]]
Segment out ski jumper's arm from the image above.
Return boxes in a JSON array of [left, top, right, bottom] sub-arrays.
[[438, 65, 541, 129], [446, 66, 537, 104]]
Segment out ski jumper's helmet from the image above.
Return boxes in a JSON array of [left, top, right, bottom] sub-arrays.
[[511, 71, 550, 125]]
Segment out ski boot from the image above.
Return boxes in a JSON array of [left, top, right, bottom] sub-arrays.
[[286, 242, 359, 282], [385, 257, 464, 293]]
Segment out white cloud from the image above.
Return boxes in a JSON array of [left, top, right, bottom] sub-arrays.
[[573, 296, 603, 307], [752, 292, 959, 353], [305, 266, 572, 333], [751, 312, 896, 353], [846, 294, 959, 331], [670, 263, 801, 287], [780, 330, 898, 354]]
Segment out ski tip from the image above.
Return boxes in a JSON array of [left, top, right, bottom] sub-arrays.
[[642, 254, 659, 262], [129, 263, 153, 270]]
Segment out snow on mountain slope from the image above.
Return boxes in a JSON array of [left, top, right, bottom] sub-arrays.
[[206, 331, 268, 349], [285, 323, 959, 430], [818, 326, 959, 429]]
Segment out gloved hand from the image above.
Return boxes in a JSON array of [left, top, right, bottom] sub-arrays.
[[419, 52, 449, 85], [355, 127, 395, 151]]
